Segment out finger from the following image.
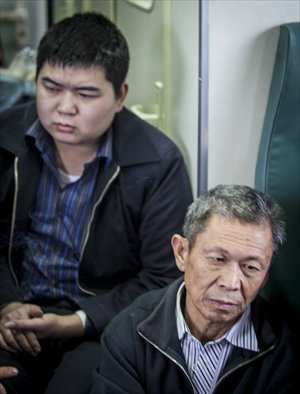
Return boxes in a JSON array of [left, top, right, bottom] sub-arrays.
[[1, 328, 40, 356], [0, 333, 18, 353], [0, 329, 22, 353], [18, 330, 41, 355], [0, 328, 40, 356], [25, 304, 44, 319], [0, 383, 7, 394], [3, 304, 43, 323], [0, 366, 18, 379], [12, 330, 40, 355], [5, 318, 41, 331]]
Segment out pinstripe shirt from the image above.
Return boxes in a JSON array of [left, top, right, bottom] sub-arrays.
[[19, 121, 112, 303], [176, 282, 259, 394]]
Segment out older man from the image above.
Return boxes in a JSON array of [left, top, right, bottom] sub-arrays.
[[91, 184, 295, 394]]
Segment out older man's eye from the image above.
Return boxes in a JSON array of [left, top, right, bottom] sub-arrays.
[[241, 263, 262, 277], [211, 256, 225, 263], [244, 264, 260, 271]]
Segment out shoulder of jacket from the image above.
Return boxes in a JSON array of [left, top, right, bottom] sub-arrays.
[[0, 101, 37, 154], [113, 108, 182, 166]]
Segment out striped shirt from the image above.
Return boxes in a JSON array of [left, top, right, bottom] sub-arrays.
[[176, 282, 259, 394], [19, 120, 112, 303]]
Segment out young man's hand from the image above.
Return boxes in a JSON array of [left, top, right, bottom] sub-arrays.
[[4, 312, 85, 340], [0, 303, 43, 356]]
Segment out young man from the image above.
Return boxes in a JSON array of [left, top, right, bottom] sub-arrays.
[[91, 184, 296, 394], [0, 12, 193, 394]]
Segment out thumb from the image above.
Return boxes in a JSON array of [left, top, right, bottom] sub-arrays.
[[27, 304, 44, 318]]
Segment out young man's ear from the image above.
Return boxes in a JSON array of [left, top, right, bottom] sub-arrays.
[[171, 234, 189, 273], [116, 82, 128, 111]]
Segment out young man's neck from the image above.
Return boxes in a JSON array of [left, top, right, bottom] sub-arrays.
[[54, 140, 99, 176]]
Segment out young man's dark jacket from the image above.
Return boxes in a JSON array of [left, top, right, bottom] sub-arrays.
[[0, 101, 193, 333], [92, 278, 296, 394]]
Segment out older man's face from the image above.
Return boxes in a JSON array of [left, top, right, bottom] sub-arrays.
[[172, 214, 273, 341]]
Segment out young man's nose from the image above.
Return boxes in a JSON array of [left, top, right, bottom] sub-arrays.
[[57, 91, 78, 115]]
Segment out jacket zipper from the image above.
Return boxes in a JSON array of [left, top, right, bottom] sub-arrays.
[[9, 159, 120, 292], [214, 344, 276, 391], [77, 165, 121, 296], [139, 329, 276, 394], [8, 157, 20, 286], [138, 330, 197, 394]]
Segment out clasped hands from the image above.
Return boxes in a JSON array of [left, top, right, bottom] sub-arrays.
[[0, 302, 84, 356]]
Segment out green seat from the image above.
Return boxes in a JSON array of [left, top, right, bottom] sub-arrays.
[[255, 23, 300, 330]]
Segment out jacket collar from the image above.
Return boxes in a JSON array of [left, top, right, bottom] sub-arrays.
[[112, 107, 161, 167], [137, 278, 185, 358], [0, 101, 37, 156], [0, 103, 161, 167], [137, 278, 278, 357]]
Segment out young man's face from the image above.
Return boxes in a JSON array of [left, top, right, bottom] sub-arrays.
[[36, 62, 127, 147], [172, 214, 273, 341]]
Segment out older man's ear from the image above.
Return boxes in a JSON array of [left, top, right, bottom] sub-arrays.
[[171, 234, 189, 273]]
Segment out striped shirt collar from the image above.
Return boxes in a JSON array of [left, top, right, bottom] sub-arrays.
[[25, 119, 113, 161], [176, 281, 259, 352]]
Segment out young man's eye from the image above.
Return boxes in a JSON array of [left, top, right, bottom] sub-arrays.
[[78, 91, 100, 99], [44, 84, 59, 92], [79, 93, 97, 99]]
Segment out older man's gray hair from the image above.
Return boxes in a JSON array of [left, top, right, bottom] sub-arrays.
[[183, 184, 286, 255]]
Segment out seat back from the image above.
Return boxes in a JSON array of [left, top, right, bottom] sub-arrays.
[[255, 23, 300, 330]]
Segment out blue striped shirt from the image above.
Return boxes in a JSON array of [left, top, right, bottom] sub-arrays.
[[19, 120, 112, 303], [176, 282, 259, 394]]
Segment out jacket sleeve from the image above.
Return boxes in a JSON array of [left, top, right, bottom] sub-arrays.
[[0, 256, 22, 306], [79, 142, 193, 333], [90, 323, 145, 394]]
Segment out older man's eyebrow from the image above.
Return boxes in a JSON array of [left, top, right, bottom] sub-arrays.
[[205, 245, 265, 265]]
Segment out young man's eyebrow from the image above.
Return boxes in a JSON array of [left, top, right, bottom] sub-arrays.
[[75, 86, 101, 93], [41, 76, 63, 87], [41, 77, 100, 92]]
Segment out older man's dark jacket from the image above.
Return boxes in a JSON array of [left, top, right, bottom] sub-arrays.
[[92, 278, 296, 394], [0, 101, 193, 333]]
